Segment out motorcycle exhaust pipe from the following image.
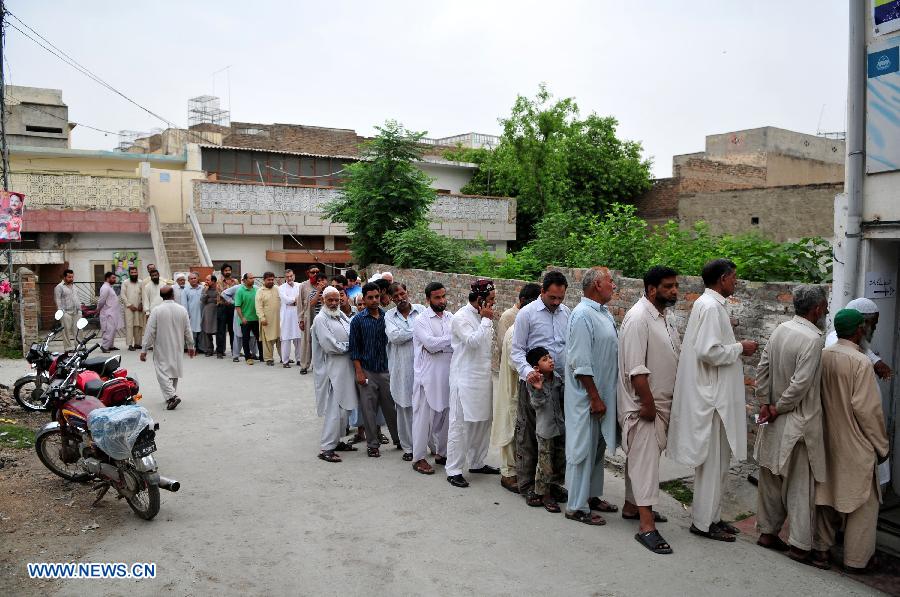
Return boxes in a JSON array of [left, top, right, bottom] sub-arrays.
[[157, 476, 180, 492], [82, 458, 119, 480]]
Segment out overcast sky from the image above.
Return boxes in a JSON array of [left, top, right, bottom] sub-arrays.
[[8, 0, 849, 178]]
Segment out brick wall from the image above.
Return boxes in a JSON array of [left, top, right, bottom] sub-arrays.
[[224, 122, 364, 157], [17, 268, 38, 355], [633, 177, 680, 225], [679, 183, 841, 242], [372, 263, 825, 446], [674, 157, 767, 193]]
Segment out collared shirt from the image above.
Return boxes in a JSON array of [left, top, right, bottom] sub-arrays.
[[385, 303, 426, 407], [617, 296, 680, 451], [55, 281, 79, 312], [216, 277, 238, 305], [511, 297, 571, 380], [346, 284, 362, 300], [349, 307, 389, 372], [412, 307, 454, 412], [528, 371, 565, 439]]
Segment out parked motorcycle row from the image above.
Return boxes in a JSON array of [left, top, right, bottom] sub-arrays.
[[13, 310, 181, 521]]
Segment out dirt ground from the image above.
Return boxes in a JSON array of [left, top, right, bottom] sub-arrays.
[[0, 389, 126, 596]]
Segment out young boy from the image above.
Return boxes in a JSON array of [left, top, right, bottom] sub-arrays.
[[526, 346, 567, 513]]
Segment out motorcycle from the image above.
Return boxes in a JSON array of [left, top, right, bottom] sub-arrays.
[[34, 316, 178, 521], [14, 309, 138, 412]]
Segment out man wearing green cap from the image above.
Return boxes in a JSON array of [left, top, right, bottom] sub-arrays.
[[812, 308, 889, 573]]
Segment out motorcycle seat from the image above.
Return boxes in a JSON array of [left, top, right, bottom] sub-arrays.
[[83, 378, 104, 396], [83, 356, 108, 372], [83, 355, 121, 377]]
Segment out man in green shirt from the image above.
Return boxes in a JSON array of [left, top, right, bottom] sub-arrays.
[[235, 272, 262, 365]]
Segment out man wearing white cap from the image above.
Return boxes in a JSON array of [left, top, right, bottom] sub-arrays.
[[825, 297, 892, 380]]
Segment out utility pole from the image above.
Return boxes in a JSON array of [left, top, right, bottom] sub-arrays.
[[0, 0, 8, 193]]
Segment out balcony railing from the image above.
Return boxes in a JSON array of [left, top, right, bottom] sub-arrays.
[[195, 180, 513, 223], [10, 172, 145, 211]]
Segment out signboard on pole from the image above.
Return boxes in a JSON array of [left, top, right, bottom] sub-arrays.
[[874, 0, 900, 36], [866, 37, 900, 173], [0, 191, 24, 242]]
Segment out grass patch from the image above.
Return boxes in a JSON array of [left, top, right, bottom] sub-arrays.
[[0, 423, 35, 449], [734, 511, 755, 522], [660, 479, 693, 505]]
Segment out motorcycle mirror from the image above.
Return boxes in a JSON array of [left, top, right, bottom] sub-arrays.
[[76, 318, 89, 330], [54, 309, 64, 321]]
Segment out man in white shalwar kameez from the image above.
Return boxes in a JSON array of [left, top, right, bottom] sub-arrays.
[[445, 279, 500, 488], [279, 269, 302, 367], [410, 282, 454, 475], [385, 282, 425, 461], [313, 286, 358, 463], [140, 286, 194, 411], [669, 259, 758, 541]]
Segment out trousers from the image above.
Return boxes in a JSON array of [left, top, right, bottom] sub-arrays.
[[240, 320, 262, 361], [395, 405, 413, 454], [566, 418, 606, 514], [813, 476, 880, 568], [357, 370, 399, 450], [692, 412, 732, 533], [281, 338, 302, 363], [624, 418, 663, 507], [445, 391, 491, 477], [756, 441, 815, 551], [155, 368, 178, 401], [535, 435, 566, 496], [216, 305, 235, 355], [515, 380, 539, 495], [412, 394, 448, 462], [124, 308, 144, 347]]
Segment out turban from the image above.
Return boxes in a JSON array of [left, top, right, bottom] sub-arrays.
[[834, 308, 864, 336], [846, 297, 878, 315], [367, 273, 383, 283], [322, 286, 340, 297]]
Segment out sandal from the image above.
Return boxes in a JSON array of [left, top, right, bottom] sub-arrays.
[[623, 510, 668, 523], [367, 447, 381, 458], [165, 397, 181, 410], [565, 510, 606, 525], [689, 524, 735, 542], [542, 495, 561, 513], [808, 551, 832, 570], [334, 441, 357, 452], [317, 451, 341, 463], [347, 433, 365, 445], [525, 492, 544, 507], [588, 497, 618, 513], [413, 460, 435, 475], [378, 433, 389, 445], [635, 530, 673, 554]]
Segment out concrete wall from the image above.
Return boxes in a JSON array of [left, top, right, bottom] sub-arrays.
[[417, 161, 476, 194], [705, 127, 845, 166], [371, 262, 816, 448], [678, 183, 842, 242], [147, 167, 207, 224], [61, 233, 155, 284], [204, 235, 281, 276], [764, 154, 844, 187]]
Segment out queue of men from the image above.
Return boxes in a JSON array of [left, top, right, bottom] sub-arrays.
[[54, 259, 891, 568]]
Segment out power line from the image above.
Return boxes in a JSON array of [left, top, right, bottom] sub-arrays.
[[6, 11, 220, 148]]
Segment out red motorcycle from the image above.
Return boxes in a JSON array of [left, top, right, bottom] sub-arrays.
[[34, 317, 178, 520], [15, 310, 138, 411]]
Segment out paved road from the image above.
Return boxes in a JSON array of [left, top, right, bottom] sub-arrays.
[[7, 351, 879, 596]]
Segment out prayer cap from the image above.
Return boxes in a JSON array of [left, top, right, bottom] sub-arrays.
[[368, 273, 383, 283], [846, 297, 878, 315], [834, 309, 864, 336], [322, 286, 340, 297], [470, 278, 495, 297]]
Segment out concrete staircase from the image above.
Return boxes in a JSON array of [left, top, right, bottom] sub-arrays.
[[160, 223, 201, 274]]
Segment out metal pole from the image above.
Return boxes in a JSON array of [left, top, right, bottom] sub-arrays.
[[842, 0, 866, 306]]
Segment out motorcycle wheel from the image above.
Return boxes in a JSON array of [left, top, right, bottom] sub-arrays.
[[13, 374, 50, 411], [34, 428, 90, 482], [122, 465, 160, 521]]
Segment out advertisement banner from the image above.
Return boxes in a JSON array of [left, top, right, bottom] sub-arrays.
[[0, 191, 25, 242], [866, 38, 900, 173], [874, 0, 900, 36]]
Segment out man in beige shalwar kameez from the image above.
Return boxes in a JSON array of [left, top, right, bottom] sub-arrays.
[[491, 283, 541, 493], [297, 267, 320, 374], [669, 259, 758, 542], [617, 266, 680, 554], [255, 272, 281, 366], [753, 284, 828, 565], [812, 308, 890, 573], [120, 265, 144, 350]]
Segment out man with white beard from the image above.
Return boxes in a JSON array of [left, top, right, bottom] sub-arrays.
[[824, 297, 892, 380], [313, 286, 358, 463], [446, 279, 499, 488]]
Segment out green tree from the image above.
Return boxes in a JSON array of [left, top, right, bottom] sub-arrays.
[[383, 224, 467, 273], [449, 84, 653, 244], [324, 120, 436, 266]]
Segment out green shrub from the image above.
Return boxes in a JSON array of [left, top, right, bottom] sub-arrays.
[[383, 224, 468, 273]]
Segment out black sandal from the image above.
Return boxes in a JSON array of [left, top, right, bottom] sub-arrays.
[[588, 497, 618, 512], [318, 451, 341, 463], [525, 492, 544, 507], [716, 520, 740, 535], [636, 530, 673, 554], [334, 441, 357, 452], [757, 535, 789, 552], [165, 397, 181, 410], [378, 433, 389, 445], [542, 495, 561, 513], [622, 510, 668, 523], [367, 447, 381, 458], [689, 524, 735, 542], [565, 510, 606, 525]]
